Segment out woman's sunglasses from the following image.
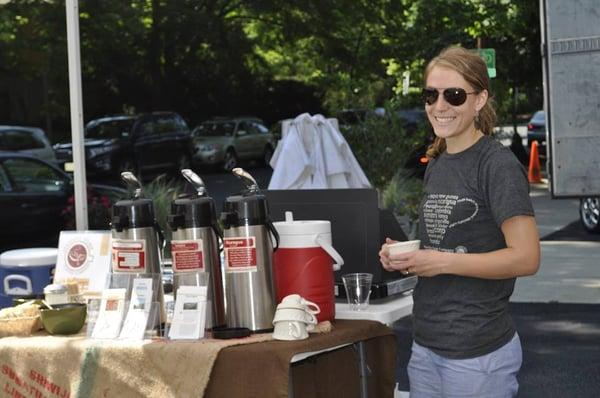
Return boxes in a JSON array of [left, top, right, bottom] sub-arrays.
[[421, 87, 477, 106]]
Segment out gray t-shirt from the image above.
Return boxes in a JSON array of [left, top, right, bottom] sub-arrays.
[[414, 135, 534, 359]]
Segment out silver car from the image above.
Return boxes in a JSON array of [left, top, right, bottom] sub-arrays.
[[0, 125, 58, 164], [191, 117, 276, 171]]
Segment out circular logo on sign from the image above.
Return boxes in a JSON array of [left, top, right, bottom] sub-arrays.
[[65, 241, 92, 271]]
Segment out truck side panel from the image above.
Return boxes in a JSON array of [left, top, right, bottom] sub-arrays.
[[542, 0, 600, 197]]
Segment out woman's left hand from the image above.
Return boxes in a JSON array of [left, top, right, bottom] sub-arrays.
[[388, 249, 449, 277]]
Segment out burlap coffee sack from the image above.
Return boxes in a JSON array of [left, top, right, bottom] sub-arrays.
[[0, 332, 274, 398]]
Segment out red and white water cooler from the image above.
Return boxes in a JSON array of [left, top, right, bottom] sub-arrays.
[[273, 212, 344, 322]]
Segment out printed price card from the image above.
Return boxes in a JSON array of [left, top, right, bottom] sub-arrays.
[[168, 286, 208, 340], [223, 237, 257, 272], [92, 288, 127, 339], [119, 278, 154, 340], [171, 239, 205, 272], [112, 239, 146, 272]]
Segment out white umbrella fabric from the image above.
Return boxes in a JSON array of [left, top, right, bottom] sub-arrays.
[[268, 113, 371, 189]]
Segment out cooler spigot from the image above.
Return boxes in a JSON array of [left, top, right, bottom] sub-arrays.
[[232, 167, 259, 193], [181, 168, 206, 196], [121, 171, 143, 199]]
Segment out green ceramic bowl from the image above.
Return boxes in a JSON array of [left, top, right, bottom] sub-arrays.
[[40, 303, 87, 335]]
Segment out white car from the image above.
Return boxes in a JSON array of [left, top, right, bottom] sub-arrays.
[[0, 125, 58, 164]]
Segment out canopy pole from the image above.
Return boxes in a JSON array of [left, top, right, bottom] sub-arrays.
[[66, 0, 88, 230]]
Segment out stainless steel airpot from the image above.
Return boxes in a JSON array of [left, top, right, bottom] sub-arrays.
[[167, 169, 226, 329], [111, 172, 166, 324], [220, 167, 279, 332]]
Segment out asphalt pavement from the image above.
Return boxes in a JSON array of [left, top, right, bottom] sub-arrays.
[[197, 162, 274, 213]]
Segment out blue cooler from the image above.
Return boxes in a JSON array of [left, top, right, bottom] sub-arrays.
[[0, 248, 57, 308]]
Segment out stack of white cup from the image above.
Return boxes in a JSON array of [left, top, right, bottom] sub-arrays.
[[272, 294, 320, 340]]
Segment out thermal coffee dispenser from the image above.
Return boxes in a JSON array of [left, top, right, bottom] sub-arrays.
[[168, 169, 226, 329], [110, 172, 166, 324], [220, 168, 279, 332]]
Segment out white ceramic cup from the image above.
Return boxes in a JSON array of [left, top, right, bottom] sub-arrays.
[[273, 306, 317, 328], [387, 240, 421, 256], [272, 320, 311, 340], [280, 294, 321, 315]]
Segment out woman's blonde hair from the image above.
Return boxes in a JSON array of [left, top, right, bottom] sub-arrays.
[[424, 46, 497, 159]]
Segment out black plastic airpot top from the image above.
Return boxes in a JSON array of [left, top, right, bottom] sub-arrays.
[[168, 196, 218, 231], [169, 168, 221, 231], [221, 167, 272, 228], [111, 171, 156, 232], [111, 198, 156, 231], [221, 193, 270, 228]]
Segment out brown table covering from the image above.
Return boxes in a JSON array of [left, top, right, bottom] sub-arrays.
[[0, 319, 396, 398], [206, 319, 397, 398]]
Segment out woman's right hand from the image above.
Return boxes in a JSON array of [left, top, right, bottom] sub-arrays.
[[379, 237, 398, 271]]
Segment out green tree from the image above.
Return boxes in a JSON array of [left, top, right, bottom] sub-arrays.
[[0, 0, 542, 142]]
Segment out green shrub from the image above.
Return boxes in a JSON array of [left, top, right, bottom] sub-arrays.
[[137, 174, 185, 257], [340, 102, 428, 189], [381, 169, 424, 239]]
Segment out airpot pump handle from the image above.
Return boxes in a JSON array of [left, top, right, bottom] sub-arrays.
[[181, 168, 207, 196], [231, 167, 259, 193], [120, 171, 143, 199]]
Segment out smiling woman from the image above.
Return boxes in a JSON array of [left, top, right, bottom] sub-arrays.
[[379, 46, 539, 398]]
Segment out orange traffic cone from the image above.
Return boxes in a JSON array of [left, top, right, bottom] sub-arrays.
[[528, 140, 542, 183]]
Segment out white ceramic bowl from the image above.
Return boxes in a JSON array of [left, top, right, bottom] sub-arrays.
[[387, 240, 420, 256]]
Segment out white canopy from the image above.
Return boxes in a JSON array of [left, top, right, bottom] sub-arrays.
[[268, 113, 371, 189]]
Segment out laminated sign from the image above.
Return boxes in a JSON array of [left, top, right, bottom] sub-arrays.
[[171, 240, 204, 272], [54, 230, 112, 293], [224, 237, 257, 272], [112, 239, 146, 272]]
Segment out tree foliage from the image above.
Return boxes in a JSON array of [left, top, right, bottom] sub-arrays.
[[0, 0, 542, 142]]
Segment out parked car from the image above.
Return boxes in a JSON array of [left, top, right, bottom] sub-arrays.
[[527, 110, 546, 156], [396, 109, 431, 178], [397, 108, 427, 134], [191, 117, 276, 171], [0, 125, 57, 164], [336, 108, 386, 127], [0, 153, 125, 250], [268, 120, 285, 144], [53, 112, 192, 179]]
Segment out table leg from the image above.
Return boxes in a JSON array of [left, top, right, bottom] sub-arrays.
[[355, 341, 370, 398], [288, 367, 294, 397]]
